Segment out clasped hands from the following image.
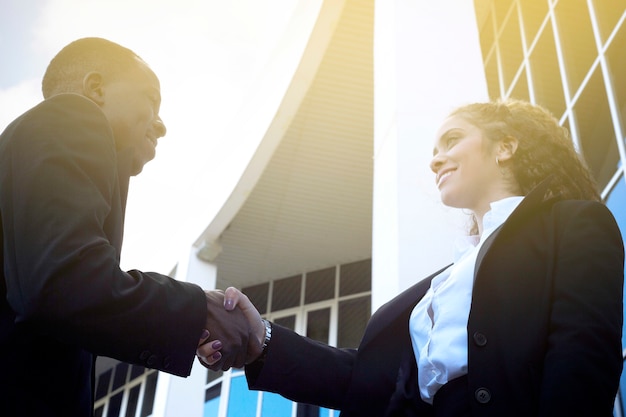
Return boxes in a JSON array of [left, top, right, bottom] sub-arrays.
[[197, 287, 265, 371]]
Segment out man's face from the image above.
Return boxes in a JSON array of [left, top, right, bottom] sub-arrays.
[[99, 58, 166, 175]]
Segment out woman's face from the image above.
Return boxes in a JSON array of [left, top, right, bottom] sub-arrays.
[[430, 115, 506, 216]]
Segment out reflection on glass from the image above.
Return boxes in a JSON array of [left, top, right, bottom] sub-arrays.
[[553, 0, 596, 95], [261, 392, 292, 417], [306, 267, 335, 304], [307, 308, 330, 343], [124, 385, 140, 417], [140, 372, 158, 417], [272, 275, 302, 310], [338, 296, 371, 348], [499, 7, 524, 90], [226, 375, 257, 417], [204, 383, 222, 417], [573, 69, 618, 189], [529, 25, 565, 118]]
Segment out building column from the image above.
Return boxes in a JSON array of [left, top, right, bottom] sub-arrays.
[[372, 0, 488, 309], [152, 245, 218, 417]]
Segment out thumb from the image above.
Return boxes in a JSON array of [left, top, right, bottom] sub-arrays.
[[223, 286, 240, 311]]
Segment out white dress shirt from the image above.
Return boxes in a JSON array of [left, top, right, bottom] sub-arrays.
[[409, 196, 524, 404]]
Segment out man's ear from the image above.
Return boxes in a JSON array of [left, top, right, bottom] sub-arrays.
[[82, 71, 105, 105], [496, 135, 519, 163]]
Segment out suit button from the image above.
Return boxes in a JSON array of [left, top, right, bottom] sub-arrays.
[[475, 388, 491, 404], [139, 350, 151, 361], [473, 332, 487, 347], [163, 356, 171, 369], [147, 355, 158, 367]]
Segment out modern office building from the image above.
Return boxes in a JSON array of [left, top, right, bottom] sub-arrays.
[[93, 0, 626, 416]]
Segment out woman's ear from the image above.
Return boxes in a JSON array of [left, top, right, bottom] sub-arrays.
[[496, 135, 518, 163], [82, 71, 105, 105]]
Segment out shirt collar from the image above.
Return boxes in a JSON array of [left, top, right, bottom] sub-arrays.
[[452, 195, 524, 262]]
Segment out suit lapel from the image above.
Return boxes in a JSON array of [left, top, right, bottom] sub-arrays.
[[474, 177, 554, 280], [359, 265, 451, 349]]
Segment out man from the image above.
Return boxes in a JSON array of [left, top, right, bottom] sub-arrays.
[[0, 37, 247, 416]]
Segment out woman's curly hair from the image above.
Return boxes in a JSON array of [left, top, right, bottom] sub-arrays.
[[449, 98, 600, 202]]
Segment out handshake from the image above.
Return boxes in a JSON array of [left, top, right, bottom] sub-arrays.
[[196, 287, 265, 371]]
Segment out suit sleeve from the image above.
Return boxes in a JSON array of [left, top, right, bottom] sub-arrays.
[[0, 96, 206, 376], [245, 323, 357, 410], [539, 201, 624, 416]]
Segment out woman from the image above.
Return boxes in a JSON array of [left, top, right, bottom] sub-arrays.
[[198, 99, 624, 416]]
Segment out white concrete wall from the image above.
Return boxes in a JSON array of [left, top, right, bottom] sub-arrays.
[[152, 247, 218, 417], [372, 0, 489, 310]]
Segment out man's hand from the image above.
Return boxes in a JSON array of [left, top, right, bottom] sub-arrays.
[[200, 290, 249, 371], [223, 287, 265, 364], [197, 287, 265, 369]]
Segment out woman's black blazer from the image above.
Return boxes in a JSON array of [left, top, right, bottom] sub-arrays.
[[246, 179, 625, 417]]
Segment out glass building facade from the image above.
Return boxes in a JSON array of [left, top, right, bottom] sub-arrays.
[[474, 0, 626, 414]]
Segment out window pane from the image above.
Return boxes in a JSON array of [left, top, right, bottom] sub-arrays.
[[508, 69, 529, 102], [297, 403, 320, 417], [529, 24, 566, 118], [274, 315, 296, 331], [339, 259, 371, 296], [204, 383, 222, 417], [129, 365, 145, 381], [125, 385, 140, 417], [591, 0, 626, 44], [261, 392, 292, 417], [95, 369, 112, 400], [140, 372, 158, 417], [573, 68, 618, 189], [226, 376, 258, 417], [499, 7, 524, 91], [554, 0, 596, 94], [272, 275, 301, 310], [242, 282, 269, 315], [112, 362, 129, 391], [106, 392, 123, 417], [307, 308, 330, 343], [338, 296, 371, 348], [305, 267, 335, 303], [606, 21, 626, 138], [519, 0, 549, 46], [206, 369, 223, 385]]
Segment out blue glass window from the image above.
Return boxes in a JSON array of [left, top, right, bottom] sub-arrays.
[[261, 392, 292, 417], [226, 375, 258, 417]]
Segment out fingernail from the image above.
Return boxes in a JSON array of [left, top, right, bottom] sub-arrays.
[[212, 340, 222, 350], [212, 352, 222, 361], [200, 329, 209, 339], [225, 299, 234, 310]]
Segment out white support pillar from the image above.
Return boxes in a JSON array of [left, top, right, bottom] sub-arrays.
[[372, 0, 489, 310], [152, 244, 218, 417]]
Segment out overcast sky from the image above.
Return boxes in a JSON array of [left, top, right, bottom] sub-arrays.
[[0, 0, 298, 273]]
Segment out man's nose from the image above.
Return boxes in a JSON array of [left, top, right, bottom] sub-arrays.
[[153, 117, 167, 138]]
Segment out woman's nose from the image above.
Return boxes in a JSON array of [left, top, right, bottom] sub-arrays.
[[430, 153, 444, 173]]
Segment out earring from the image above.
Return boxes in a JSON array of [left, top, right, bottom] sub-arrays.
[[495, 157, 500, 167]]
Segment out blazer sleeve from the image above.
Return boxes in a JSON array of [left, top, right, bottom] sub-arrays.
[[539, 201, 624, 416], [245, 323, 357, 410], [0, 95, 206, 376]]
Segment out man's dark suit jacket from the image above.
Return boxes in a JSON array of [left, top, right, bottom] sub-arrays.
[[246, 180, 625, 416], [0, 94, 207, 416]]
